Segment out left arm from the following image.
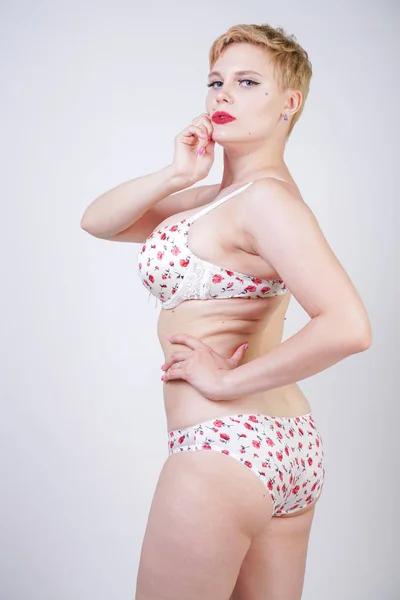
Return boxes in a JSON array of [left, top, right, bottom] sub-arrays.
[[222, 179, 372, 399]]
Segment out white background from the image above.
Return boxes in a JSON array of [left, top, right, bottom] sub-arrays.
[[1, 0, 398, 598]]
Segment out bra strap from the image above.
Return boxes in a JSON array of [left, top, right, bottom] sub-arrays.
[[191, 176, 287, 221], [192, 181, 254, 221]]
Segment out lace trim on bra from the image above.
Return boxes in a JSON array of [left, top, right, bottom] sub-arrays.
[[162, 258, 211, 309]]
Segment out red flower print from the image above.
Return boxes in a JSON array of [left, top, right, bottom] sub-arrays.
[[306, 495, 313, 503], [160, 232, 167, 240], [277, 431, 283, 440], [171, 246, 180, 256], [142, 245, 146, 252], [292, 485, 300, 495], [279, 471, 284, 482], [248, 415, 258, 423], [244, 460, 252, 468], [222, 449, 230, 455], [284, 446, 290, 456], [169, 261, 174, 266], [267, 479, 274, 491], [220, 433, 230, 442], [149, 274, 155, 283], [311, 481, 318, 491], [180, 259, 189, 267], [245, 285, 257, 292], [308, 457, 313, 466], [276, 451, 283, 462], [298, 428, 304, 436], [138, 262, 142, 270], [169, 224, 179, 232], [171, 289, 176, 295], [214, 420, 224, 427], [202, 443, 211, 450], [298, 442, 303, 449], [316, 438, 320, 447], [212, 274, 224, 283], [266, 438, 275, 447], [244, 422, 254, 430], [252, 440, 260, 449], [178, 435, 185, 444], [275, 420, 282, 428], [169, 441, 174, 448], [157, 251, 164, 260], [225, 270, 234, 276], [144, 280, 150, 286], [260, 286, 271, 293], [253, 278, 263, 285]]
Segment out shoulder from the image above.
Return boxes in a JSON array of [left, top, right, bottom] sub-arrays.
[[242, 177, 317, 237]]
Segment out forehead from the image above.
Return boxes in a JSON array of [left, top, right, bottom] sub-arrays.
[[211, 43, 273, 75]]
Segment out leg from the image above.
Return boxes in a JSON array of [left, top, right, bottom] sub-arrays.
[[230, 500, 319, 600], [135, 449, 274, 600]]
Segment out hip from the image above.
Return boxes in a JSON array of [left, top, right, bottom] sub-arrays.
[[163, 381, 311, 432]]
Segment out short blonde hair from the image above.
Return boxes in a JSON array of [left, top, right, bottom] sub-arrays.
[[209, 23, 313, 137]]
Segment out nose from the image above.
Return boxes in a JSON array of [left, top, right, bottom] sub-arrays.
[[215, 86, 233, 104]]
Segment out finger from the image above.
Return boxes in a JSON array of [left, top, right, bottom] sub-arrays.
[[179, 125, 208, 146], [167, 333, 206, 351], [226, 343, 249, 367], [163, 364, 187, 383], [192, 115, 213, 140], [161, 351, 191, 371]]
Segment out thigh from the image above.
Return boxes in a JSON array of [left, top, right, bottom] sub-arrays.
[[135, 449, 274, 600], [231, 500, 320, 600]]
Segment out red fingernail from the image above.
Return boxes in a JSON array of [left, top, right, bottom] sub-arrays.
[[244, 343, 249, 349], [161, 375, 164, 381], [198, 147, 205, 155]]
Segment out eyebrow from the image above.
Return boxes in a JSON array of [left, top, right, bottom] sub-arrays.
[[207, 70, 263, 78]]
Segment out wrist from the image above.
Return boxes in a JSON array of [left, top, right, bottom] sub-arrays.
[[164, 164, 194, 191], [218, 369, 242, 401]]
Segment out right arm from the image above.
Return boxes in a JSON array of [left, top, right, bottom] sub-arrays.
[[80, 166, 211, 243], [81, 113, 216, 243]]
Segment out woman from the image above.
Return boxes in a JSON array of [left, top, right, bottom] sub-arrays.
[[81, 23, 371, 600]]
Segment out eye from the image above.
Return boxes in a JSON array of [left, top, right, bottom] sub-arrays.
[[206, 79, 259, 89], [239, 79, 258, 87]]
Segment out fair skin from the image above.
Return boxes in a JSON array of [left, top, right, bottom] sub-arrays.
[[132, 42, 372, 599]]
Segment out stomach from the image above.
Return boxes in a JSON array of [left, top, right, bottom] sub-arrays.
[[157, 293, 311, 431]]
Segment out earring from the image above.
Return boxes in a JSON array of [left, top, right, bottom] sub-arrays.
[[283, 113, 289, 121]]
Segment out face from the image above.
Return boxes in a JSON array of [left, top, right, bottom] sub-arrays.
[[206, 43, 294, 145]]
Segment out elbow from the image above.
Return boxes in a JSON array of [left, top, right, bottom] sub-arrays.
[[346, 320, 373, 353], [80, 213, 102, 237]]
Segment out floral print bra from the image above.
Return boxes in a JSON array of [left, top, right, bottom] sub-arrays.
[[137, 180, 289, 309]]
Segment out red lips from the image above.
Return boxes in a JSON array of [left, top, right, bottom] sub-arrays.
[[211, 111, 236, 124]]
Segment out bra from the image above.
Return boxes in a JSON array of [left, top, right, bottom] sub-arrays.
[[136, 179, 289, 309]]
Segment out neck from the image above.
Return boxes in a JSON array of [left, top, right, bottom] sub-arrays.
[[220, 135, 288, 189]]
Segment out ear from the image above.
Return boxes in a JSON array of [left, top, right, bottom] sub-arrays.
[[284, 90, 303, 116]]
